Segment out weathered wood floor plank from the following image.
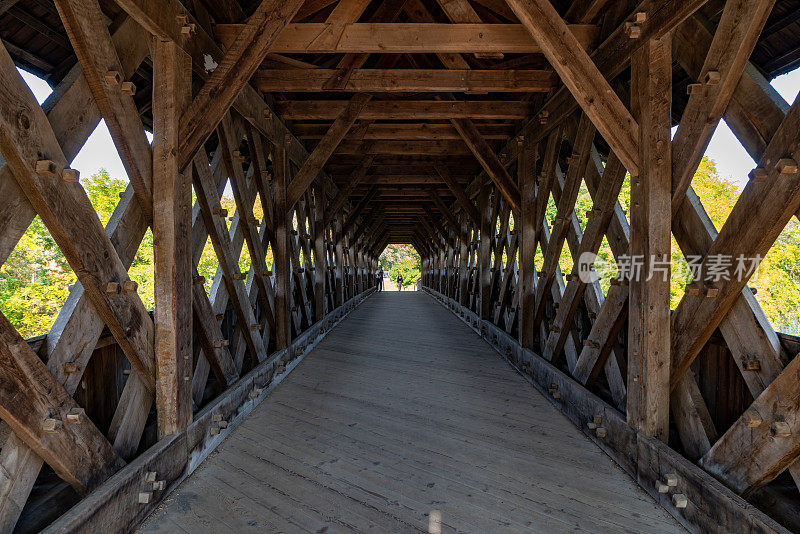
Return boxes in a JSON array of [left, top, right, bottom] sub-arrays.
[[139, 292, 684, 533]]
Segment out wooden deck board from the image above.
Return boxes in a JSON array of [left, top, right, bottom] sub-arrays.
[[139, 292, 685, 533]]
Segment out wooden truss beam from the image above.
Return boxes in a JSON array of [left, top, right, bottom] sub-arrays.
[[286, 94, 371, 210], [278, 100, 535, 120], [504, 0, 639, 175], [253, 68, 555, 92], [214, 22, 599, 54]]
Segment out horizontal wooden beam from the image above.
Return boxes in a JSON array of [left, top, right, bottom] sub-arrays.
[[215, 22, 598, 54], [331, 139, 473, 156], [277, 100, 535, 120], [253, 68, 556, 92], [293, 122, 514, 140]]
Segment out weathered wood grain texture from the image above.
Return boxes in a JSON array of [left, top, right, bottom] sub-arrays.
[[152, 39, 193, 437], [626, 34, 672, 441], [178, 0, 304, 170]]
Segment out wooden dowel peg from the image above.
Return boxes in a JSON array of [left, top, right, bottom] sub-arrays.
[[250, 324, 260, 330], [193, 275, 205, 285], [152, 480, 166, 491], [656, 480, 670, 493], [42, 418, 62, 433], [65, 407, 84, 424], [105, 282, 120, 295], [742, 357, 761, 371], [138, 492, 152, 504], [595, 427, 607, 438], [213, 339, 229, 349], [665, 473, 678, 486], [104, 71, 121, 85], [212, 206, 228, 217], [61, 168, 80, 183], [749, 167, 768, 182], [120, 82, 136, 96], [771, 421, 791, 438], [743, 409, 762, 427], [232, 272, 245, 280], [64, 361, 79, 374], [672, 494, 688, 509], [776, 158, 798, 175], [704, 70, 720, 85], [686, 83, 703, 95], [122, 280, 138, 293], [176, 14, 188, 25], [705, 288, 719, 298], [35, 160, 57, 176], [145, 471, 158, 483]]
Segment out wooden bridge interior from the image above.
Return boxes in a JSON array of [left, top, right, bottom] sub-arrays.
[[0, 0, 798, 532]]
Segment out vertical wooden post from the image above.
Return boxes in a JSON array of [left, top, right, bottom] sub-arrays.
[[152, 39, 192, 437], [478, 182, 493, 319], [274, 141, 291, 350], [519, 140, 536, 350], [335, 215, 346, 305], [627, 33, 672, 441], [313, 182, 326, 320], [458, 215, 470, 306]]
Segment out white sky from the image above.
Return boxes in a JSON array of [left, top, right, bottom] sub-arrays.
[[18, 66, 800, 191]]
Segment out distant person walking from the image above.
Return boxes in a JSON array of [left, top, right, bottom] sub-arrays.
[[376, 266, 384, 291], [396, 273, 403, 291]]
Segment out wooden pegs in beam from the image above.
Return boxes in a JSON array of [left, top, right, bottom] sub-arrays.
[[748, 167, 768, 182], [686, 83, 704, 95], [538, 110, 549, 124], [743, 409, 763, 427], [249, 388, 263, 399], [705, 287, 719, 298], [193, 275, 205, 285], [263, 270, 273, 276], [583, 339, 592, 347], [776, 158, 799, 175], [686, 286, 701, 297], [215, 313, 224, 321], [656, 480, 670, 493], [263, 108, 273, 121], [212, 206, 228, 217], [212, 413, 224, 423], [250, 324, 260, 331], [65, 407, 84, 424], [61, 168, 80, 183], [291, 229, 299, 236], [771, 421, 791, 438], [704, 70, 721, 85], [551, 325, 561, 333], [105, 282, 121, 295], [742, 357, 761, 371], [248, 216, 260, 226], [232, 272, 246, 280], [213, 339, 229, 349], [232, 150, 245, 163], [276, 364, 286, 374], [145, 471, 158, 483], [122, 280, 138, 293], [35, 160, 57, 176], [138, 492, 152, 504], [104, 70, 121, 85], [42, 418, 62, 433], [181, 23, 196, 36], [587, 421, 597, 430], [152, 480, 166, 491], [218, 420, 228, 429], [595, 427, 607, 438], [63, 361, 79, 374], [291, 305, 298, 312], [625, 22, 641, 38], [634, 11, 647, 22], [120, 82, 136, 96], [176, 14, 188, 25], [665, 473, 678, 486], [672, 494, 688, 509]]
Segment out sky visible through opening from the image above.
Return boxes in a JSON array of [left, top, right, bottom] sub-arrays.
[[17, 66, 800, 191]]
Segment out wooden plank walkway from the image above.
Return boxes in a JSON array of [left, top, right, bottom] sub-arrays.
[[139, 292, 685, 533]]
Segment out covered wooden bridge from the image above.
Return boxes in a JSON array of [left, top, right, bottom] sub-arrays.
[[0, 0, 797, 532]]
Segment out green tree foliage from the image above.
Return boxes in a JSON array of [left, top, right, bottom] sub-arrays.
[[3, 159, 800, 338], [380, 244, 421, 288]]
